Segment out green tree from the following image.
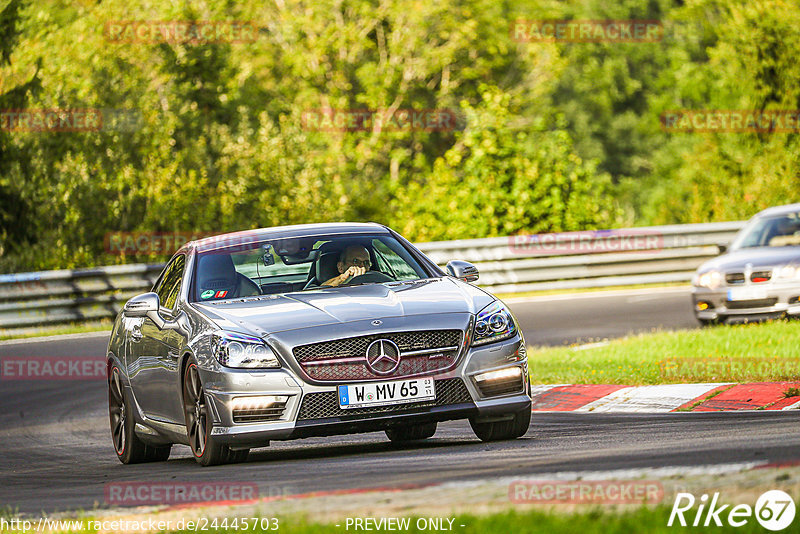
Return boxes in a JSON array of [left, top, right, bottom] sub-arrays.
[[0, 0, 42, 266], [393, 87, 620, 241]]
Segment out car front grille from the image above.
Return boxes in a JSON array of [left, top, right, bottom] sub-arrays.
[[725, 272, 745, 285], [725, 270, 774, 285], [725, 298, 778, 309], [750, 270, 772, 283], [292, 330, 462, 383], [296, 377, 472, 420]]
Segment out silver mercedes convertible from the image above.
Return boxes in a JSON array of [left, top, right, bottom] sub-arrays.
[[107, 223, 531, 465]]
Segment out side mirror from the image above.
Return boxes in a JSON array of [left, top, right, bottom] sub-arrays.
[[716, 242, 728, 255], [124, 292, 190, 337], [123, 292, 160, 317], [446, 260, 479, 283]]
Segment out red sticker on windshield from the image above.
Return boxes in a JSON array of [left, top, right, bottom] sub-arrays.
[[215, 290, 228, 298]]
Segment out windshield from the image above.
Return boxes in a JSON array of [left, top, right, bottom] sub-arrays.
[[191, 233, 430, 302], [731, 212, 800, 250]]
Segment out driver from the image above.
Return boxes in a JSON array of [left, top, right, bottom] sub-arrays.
[[322, 245, 372, 287], [767, 217, 800, 246], [776, 218, 798, 236]]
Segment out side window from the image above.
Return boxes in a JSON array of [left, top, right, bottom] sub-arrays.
[[372, 239, 419, 280], [155, 255, 185, 310]]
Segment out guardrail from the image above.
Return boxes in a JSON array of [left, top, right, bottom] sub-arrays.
[[0, 264, 165, 329], [0, 221, 745, 329]]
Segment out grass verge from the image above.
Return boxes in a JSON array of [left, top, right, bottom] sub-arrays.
[[528, 319, 800, 385]]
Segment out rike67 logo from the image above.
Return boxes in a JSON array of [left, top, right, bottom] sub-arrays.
[[669, 490, 796, 531]]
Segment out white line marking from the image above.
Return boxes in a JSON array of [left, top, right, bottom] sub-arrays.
[[576, 383, 730, 413], [781, 399, 800, 410]]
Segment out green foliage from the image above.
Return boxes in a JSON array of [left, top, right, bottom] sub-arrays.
[[644, 0, 800, 223], [0, 0, 798, 272], [394, 87, 621, 241]]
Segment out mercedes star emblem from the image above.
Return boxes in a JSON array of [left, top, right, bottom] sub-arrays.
[[365, 339, 401, 375]]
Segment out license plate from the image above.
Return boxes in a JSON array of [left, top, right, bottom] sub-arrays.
[[338, 378, 435, 409], [727, 287, 768, 301]]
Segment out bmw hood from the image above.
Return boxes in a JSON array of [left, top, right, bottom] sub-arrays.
[[698, 247, 800, 272], [191, 277, 495, 335]]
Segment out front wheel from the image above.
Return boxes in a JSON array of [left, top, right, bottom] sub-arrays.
[[469, 408, 531, 442], [183, 361, 249, 466], [698, 316, 722, 327], [109, 365, 171, 464]]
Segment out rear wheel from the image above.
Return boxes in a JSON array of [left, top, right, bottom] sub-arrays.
[[183, 361, 249, 466], [469, 408, 531, 442], [108, 366, 171, 464], [385, 422, 437, 443]]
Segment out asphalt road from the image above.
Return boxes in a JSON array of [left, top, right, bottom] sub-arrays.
[[4, 287, 798, 516], [509, 287, 698, 346]]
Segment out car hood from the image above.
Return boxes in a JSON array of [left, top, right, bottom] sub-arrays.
[[698, 246, 800, 272], [191, 277, 495, 335]]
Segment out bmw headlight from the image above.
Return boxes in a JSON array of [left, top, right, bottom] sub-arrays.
[[776, 265, 800, 280], [694, 270, 722, 289], [212, 332, 280, 369], [472, 301, 517, 346]]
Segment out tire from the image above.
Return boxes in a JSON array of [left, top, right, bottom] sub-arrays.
[[109, 365, 171, 464], [385, 422, 437, 443], [698, 317, 721, 327], [469, 408, 531, 442], [183, 361, 249, 466]]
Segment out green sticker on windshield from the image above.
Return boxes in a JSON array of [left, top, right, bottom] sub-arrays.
[[201, 290, 215, 299]]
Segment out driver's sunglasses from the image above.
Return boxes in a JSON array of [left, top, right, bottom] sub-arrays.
[[348, 258, 371, 267]]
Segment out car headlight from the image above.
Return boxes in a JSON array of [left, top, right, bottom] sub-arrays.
[[694, 270, 722, 289], [212, 332, 281, 369], [472, 301, 517, 346]]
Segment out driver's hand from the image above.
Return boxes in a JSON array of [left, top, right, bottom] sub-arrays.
[[327, 265, 365, 287], [340, 265, 366, 284]]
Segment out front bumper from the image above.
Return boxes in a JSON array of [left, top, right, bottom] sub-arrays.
[[692, 283, 800, 321], [201, 335, 530, 447]]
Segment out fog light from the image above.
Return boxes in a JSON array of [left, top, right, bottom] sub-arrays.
[[231, 395, 290, 423], [696, 301, 710, 311], [474, 366, 525, 397], [790, 296, 800, 305], [231, 395, 288, 411], [475, 367, 523, 383]]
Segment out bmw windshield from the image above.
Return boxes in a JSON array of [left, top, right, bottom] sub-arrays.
[[730, 211, 800, 251]]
